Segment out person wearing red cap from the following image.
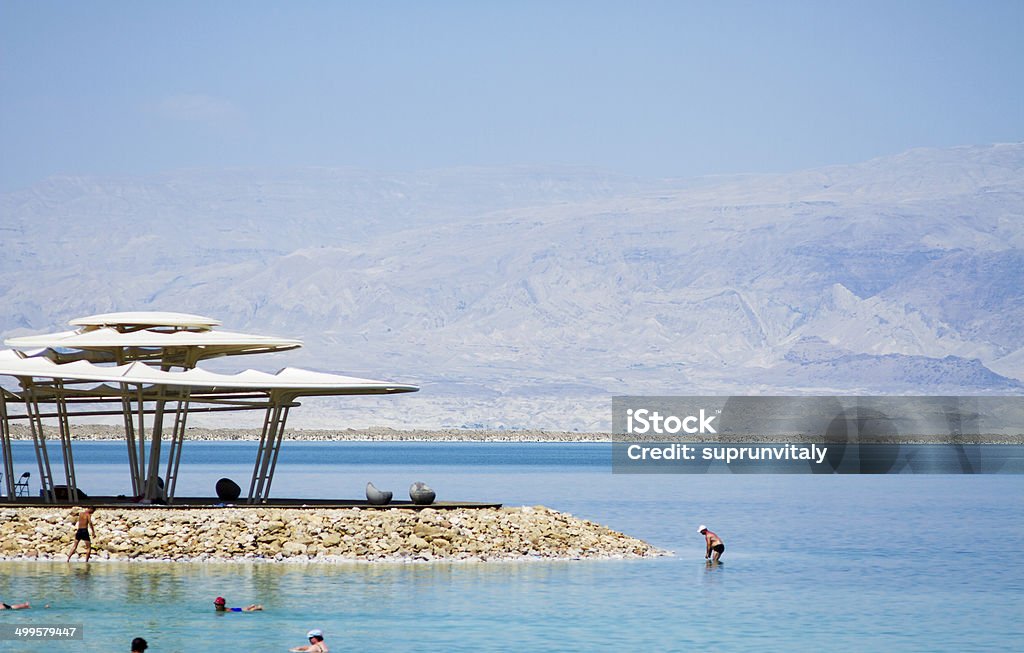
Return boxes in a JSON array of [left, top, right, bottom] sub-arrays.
[[213, 596, 263, 612], [699, 525, 725, 563]]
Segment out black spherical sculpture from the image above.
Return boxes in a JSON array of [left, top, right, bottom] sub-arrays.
[[409, 481, 436, 505], [215, 477, 241, 501]]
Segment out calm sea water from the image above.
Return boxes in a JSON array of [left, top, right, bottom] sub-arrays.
[[2, 441, 1022, 652]]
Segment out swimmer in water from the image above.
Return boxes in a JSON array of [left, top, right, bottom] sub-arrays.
[[699, 524, 725, 563], [213, 596, 263, 612], [290, 629, 328, 652]]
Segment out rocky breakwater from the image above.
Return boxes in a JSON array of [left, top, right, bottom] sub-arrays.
[[0, 506, 667, 562]]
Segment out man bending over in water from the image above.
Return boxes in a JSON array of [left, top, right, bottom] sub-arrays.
[[67, 507, 96, 562], [699, 525, 724, 563], [290, 629, 328, 652]]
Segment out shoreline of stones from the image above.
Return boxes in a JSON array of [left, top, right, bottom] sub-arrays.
[[0, 506, 670, 564], [7, 424, 1021, 444]]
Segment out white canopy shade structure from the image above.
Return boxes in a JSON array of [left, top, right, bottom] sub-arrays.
[[6, 320, 302, 366], [0, 349, 417, 394], [0, 313, 418, 505], [69, 311, 222, 329]]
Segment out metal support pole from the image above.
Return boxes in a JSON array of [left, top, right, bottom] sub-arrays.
[[54, 381, 79, 502], [164, 389, 191, 504], [247, 403, 275, 503], [144, 385, 167, 501], [135, 385, 147, 493], [260, 403, 291, 502], [0, 393, 16, 498], [24, 385, 55, 503], [246, 393, 295, 504], [121, 384, 140, 496], [143, 352, 179, 502]]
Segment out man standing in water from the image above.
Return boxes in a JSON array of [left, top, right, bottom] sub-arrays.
[[290, 629, 328, 652], [67, 507, 96, 562], [699, 524, 724, 563]]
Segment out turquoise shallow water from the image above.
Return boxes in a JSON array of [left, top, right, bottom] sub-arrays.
[[1, 442, 1023, 651]]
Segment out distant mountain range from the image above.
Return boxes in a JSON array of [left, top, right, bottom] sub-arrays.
[[2, 143, 1023, 429]]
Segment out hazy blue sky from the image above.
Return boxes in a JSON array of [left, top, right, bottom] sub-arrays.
[[1, 0, 1022, 191]]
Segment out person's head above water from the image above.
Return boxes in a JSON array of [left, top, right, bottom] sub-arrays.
[[131, 637, 148, 652], [307, 629, 324, 641], [698, 525, 707, 534], [214, 597, 227, 610]]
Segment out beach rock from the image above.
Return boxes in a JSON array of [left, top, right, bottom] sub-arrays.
[[408, 534, 430, 550], [282, 541, 307, 556]]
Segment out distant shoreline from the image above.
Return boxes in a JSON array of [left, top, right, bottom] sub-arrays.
[[7, 424, 1024, 444]]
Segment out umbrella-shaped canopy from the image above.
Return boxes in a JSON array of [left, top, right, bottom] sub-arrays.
[[0, 349, 417, 396]]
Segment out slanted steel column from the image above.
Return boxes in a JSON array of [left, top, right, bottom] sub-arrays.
[[143, 352, 182, 503], [247, 391, 291, 504], [163, 388, 191, 504], [259, 403, 291, 502], [143, 384, 168, 502], [247, 402, 274, 503], [120, 383, 141, 496], [23, 384, 55, 503], [135, 385, 147, 495], [248, 402, 280, 503], [0, 392, 16, 498], [53, 380, 79, 502]]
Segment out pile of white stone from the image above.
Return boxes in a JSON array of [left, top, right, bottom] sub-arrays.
[[0, 506, 667, 563]]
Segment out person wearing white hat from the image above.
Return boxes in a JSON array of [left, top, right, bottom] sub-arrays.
[[698, 525, 725, 563], [290, 629, 328, 652]]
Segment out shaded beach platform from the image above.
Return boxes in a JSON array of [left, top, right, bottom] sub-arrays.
[[0, 312, 422, 505], [0, 497, 501, 510]]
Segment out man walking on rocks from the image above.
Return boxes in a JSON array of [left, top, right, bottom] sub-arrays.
[[67, 507, 96, 562]]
